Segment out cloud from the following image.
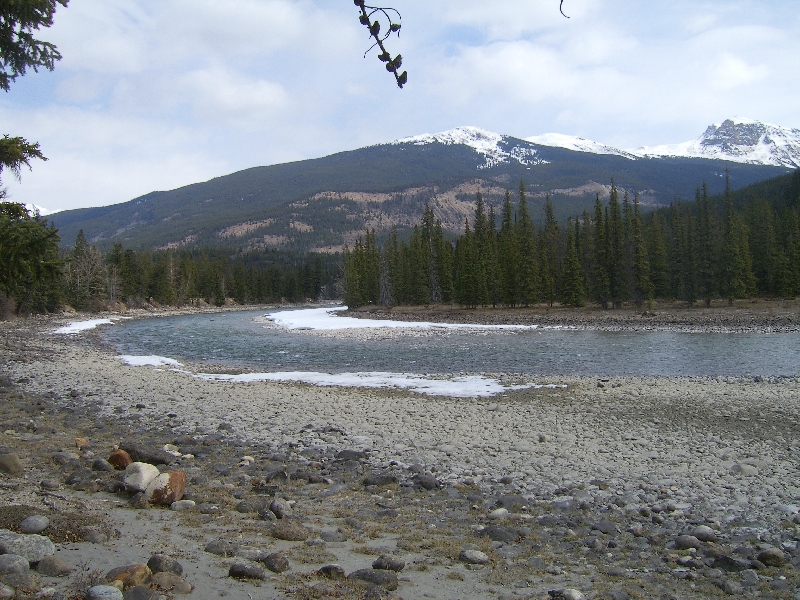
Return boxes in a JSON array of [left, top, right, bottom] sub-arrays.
[[3, 0, 800, 211]]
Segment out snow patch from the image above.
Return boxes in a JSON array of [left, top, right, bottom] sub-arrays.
[[195, 370, 558, 398], [118, 355, 184, 367], [632, 118, 800, 168], [53, 319, 118, 334], [265, 306, 536, 331], [525, 133, 638, 160], [393, 126, 546, 169]]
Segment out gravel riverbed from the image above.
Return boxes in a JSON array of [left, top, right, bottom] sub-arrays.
[[0, 310, 799, 600]]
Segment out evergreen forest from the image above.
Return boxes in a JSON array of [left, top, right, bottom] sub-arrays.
[[343, 170, 800, 309]]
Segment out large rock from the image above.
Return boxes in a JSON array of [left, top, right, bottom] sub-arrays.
[[105, 564, 152, 590], [123, 462, 160, 493], [757, 547, 785, 567], [269, 497, 291, 519], [119, 442, 177, 466], [150, 571, 192, 593], [0, 453, 23, 475], [19, 515, 49, 534], [86, 586, 124, 600], [459, 549, 490, 565], [229, 562, 266, 580], [316, 564, 346, 580], [147, 554, 183, 576], [108, 449, 132, 470], [0, 529, 55, 563], [36, 555, 73, 577], [372, 555, 405, 572], [144, 471, 186, 505], [0, 554, 29, 575], [262, 552, 290, 573]]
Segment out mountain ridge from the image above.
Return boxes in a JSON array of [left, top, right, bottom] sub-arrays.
[[48, 119, 794, 252]]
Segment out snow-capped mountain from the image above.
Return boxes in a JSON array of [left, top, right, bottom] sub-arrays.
[[395, 120, 800, 170], [24, 203, 55, 216], [632, 118, 800, 168], [525, 133, 639, 161], [394, 126, 547, 169]]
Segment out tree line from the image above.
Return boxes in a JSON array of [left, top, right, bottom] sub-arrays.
[[0, 205, 340, 316], [343, 170, 800, 309]]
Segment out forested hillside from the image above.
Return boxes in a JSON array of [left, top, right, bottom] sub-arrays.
[[342, 170, 800, 309]]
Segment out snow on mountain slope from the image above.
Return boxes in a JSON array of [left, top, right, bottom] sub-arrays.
[[390, 120, 799, 170], [633, 118, 800, 168], [525, 133, 638, 160], [394, 126, 547, 169]]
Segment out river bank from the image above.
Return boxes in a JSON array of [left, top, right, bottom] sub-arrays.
[[0, 311, 799, 599], [346, 298, 800, 333]]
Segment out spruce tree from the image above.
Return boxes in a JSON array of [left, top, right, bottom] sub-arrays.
[[560, 218, 585, 307], [516, 181, 538, 306], [498, 190, 519, 306], [592, 195, 610, 308], [631, 194, 653, 309]]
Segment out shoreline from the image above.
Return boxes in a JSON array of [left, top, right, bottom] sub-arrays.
[[346, 298, 800, 333], [1, 314, 799, 598]]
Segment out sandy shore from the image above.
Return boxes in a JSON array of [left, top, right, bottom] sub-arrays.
[[1, 311, 799, 599]]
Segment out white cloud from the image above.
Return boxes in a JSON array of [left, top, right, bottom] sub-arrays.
[[3, 0, 800, 211]]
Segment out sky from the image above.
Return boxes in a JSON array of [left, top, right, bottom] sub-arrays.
[[2, 0, 799, 213]]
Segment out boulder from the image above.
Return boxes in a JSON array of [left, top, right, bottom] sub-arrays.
[[757, 547, 785, 567], [229, 562, 266, 580], [150, 571, 192, 593], [105, 564, 152, 590], [123, 462, 160, 493], [0, 453, 23, 475], [316, 564, 346, 580], [0, 554, 29, 575], [459, 549, 490, 565], [144, 470, 186, 505], [119, 442, 177, 466], [372, 554, 405, 572], [348, 568, 398, 590], [262, 552, 290, 573], [86, 586, 124, 600], [108, 449, 132, 470], [0, 529, 55, 563], [19, 515, 49, 534], [147, 554, 183, 576], [36, 555, 73, 577]]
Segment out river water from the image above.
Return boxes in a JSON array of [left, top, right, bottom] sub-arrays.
[[100, 307, 799, 378]]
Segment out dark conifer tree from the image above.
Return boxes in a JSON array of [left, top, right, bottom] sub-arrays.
[[560, 218, 585, 307]]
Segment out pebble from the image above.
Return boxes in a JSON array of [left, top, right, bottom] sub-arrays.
[[548, 590, 585, 600], [19, 515, 50, 534]]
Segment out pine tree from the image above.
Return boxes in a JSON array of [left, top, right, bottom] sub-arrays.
[[719, 171, 748, 304], [607, 182, 626, 307], [631, 194, 653, 308], [516, 181, 538, 306], [696, 183, 716, 306], [540, 195, 559, 307], [646, 213, 670, 298], [592, 195, 610, 308], [560, 218, 585, 307], [498, 190, 519, 306]]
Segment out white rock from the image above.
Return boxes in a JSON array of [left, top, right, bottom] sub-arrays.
[[170, 500, 196, 511], [123, 462, 160, 492], [488, 508, 509, 520]]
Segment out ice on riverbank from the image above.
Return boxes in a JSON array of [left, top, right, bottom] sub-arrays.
[[53, 318, 118, 334], [118, 355, 184, 367], [265, 306, 536, 331], [194, 369, 550, 397]]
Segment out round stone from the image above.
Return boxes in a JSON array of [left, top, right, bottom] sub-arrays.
[[19, 515, 50, 534], [0, 554, 29, 575], [459, 549, 490, 564], [86, 585, 124, 600]]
